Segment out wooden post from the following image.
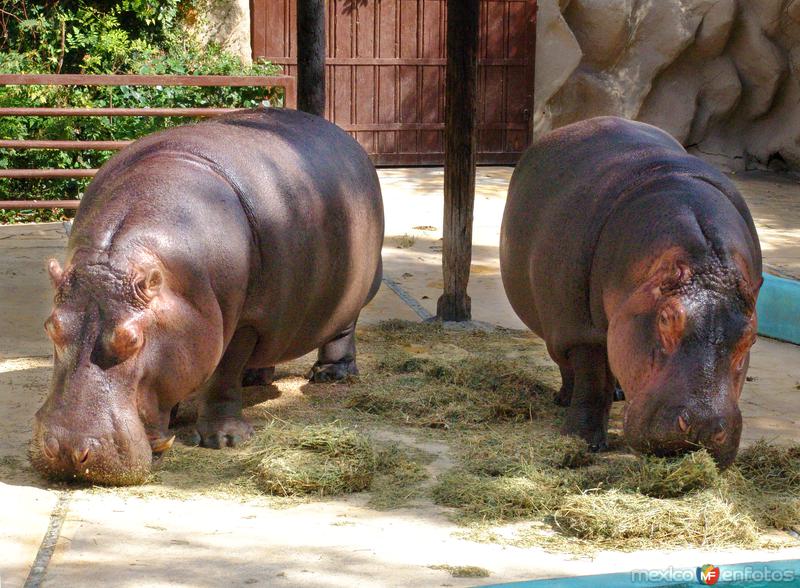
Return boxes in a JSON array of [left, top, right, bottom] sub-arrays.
[[437, 0, 480, 322], [296, 0, 326, 116]]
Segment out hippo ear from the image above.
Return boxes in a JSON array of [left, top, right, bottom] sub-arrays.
[[47, 259, 64, 288], [135, 268, 163, 302], [657, 259, 692, 296]]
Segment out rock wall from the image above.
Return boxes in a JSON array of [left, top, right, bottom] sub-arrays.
[[185, 0, 252, 65], [536, 0, 800, 171]]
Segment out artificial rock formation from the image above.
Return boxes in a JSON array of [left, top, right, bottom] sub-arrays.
[[185, 0, 253, 65], [536, 0, 800, 171]]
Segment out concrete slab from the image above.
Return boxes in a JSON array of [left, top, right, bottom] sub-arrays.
[[42, 491, 800, 588], [1, 167, 799, 587], [0, 484, 58, 588], [732, 171, 800, 279]]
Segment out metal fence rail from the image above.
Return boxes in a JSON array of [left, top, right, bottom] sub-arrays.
[[0, 73, 297, 210]]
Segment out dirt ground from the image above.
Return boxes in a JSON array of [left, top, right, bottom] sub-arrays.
[[1, 168, 799, 588]]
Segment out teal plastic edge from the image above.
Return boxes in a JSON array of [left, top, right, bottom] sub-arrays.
[[480, 559, 800, 588], [757, 273, 800, 346]]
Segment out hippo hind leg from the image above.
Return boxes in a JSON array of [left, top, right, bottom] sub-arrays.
[[307, 266, 379, 384], [561, 345, 614, 452], [308, 321, 359, 383], [191, 327, 259, 449]]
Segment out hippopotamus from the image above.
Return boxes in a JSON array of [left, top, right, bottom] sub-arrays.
[[30, 108, 384, 485], [500, 117, 761, 467]]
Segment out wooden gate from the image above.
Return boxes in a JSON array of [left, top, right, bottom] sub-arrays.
[[251, 0, 536, 165]]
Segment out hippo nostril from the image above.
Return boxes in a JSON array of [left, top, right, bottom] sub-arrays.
[[72, 447, 90, 466], [712, 429, 727, 445], [677, 415, 689, 433], [42, 435, 60, 460]]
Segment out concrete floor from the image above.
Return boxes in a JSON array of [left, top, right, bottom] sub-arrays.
[[1, 168, 799, 587]]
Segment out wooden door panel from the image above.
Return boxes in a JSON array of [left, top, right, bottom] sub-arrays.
[[251, 0, 536, 165]]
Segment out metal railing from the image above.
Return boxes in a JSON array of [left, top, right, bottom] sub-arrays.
[[0, 73, 297, 210]]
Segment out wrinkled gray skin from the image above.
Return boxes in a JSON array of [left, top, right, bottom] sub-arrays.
[[501, 117, 762, 467], [30, 108, 384, 485]]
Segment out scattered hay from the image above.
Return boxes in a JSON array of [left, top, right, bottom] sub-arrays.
[[433, 470, 572, 519], [736, 440, 800, 492], [347, 326, 558, 428], [433, 423, 800, 551], [368, 444, 432, 509], [552, 490, 761, 550], [245, 422, 377, 497], [66, 319, 800, 554], [394, 234, 416, 248], [429, 564, 490, 578]]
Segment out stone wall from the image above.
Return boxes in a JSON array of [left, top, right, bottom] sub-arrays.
[[536, 0, 800, 171], [186, 0, 252, 65]]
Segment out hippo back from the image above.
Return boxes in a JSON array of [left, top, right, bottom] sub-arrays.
[[500, 117, 759, 362], [71, 108, 384, 365]]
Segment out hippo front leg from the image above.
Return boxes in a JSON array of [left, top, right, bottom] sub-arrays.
[[242, 366, 276, 387], [308, 321, 359, 383], [192, 327, 258, 449], [554, 364, 574, 407], [561, 346, 614, 452]]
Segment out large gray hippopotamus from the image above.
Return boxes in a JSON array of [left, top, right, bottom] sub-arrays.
[[31, 108, 384, 485], [500, 117, 761, 467]]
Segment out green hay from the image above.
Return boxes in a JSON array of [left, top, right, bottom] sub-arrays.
[[245, 422, 377, 497], [429, 564, 490, 578]]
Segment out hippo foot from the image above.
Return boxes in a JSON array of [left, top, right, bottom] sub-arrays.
[[562, 420, 609, 453], [554, 385, 572, 407], [588, 440, 609, 452], [242, 366, 276, 387], [191, 417, 254, 449], [307, 359, 359, 383]]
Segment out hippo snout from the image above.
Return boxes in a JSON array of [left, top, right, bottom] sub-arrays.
[[31, 418, 153, 485], [624, 400, 742, 468]]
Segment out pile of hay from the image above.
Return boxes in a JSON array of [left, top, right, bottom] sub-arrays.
[[244, 422, 377, 496], [241, 420, 432, 505]]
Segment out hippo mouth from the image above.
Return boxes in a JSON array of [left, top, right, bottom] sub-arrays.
[[622, 397, 741, 468], [28, 420, 171, 486]]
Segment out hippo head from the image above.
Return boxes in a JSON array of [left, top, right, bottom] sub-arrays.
[[606, 248, 760, 468], [30, 256, 221, 485]]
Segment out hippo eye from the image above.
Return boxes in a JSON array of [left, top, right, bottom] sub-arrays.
[[733, 334, 756, 373], [107, 321, 143, 362]]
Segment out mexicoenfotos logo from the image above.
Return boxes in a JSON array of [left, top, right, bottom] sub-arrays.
[[631, 564, 796, 584], [697, 564, 721, 585]]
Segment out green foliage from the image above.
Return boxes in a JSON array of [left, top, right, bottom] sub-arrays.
[[0, 0, 281, 222]]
